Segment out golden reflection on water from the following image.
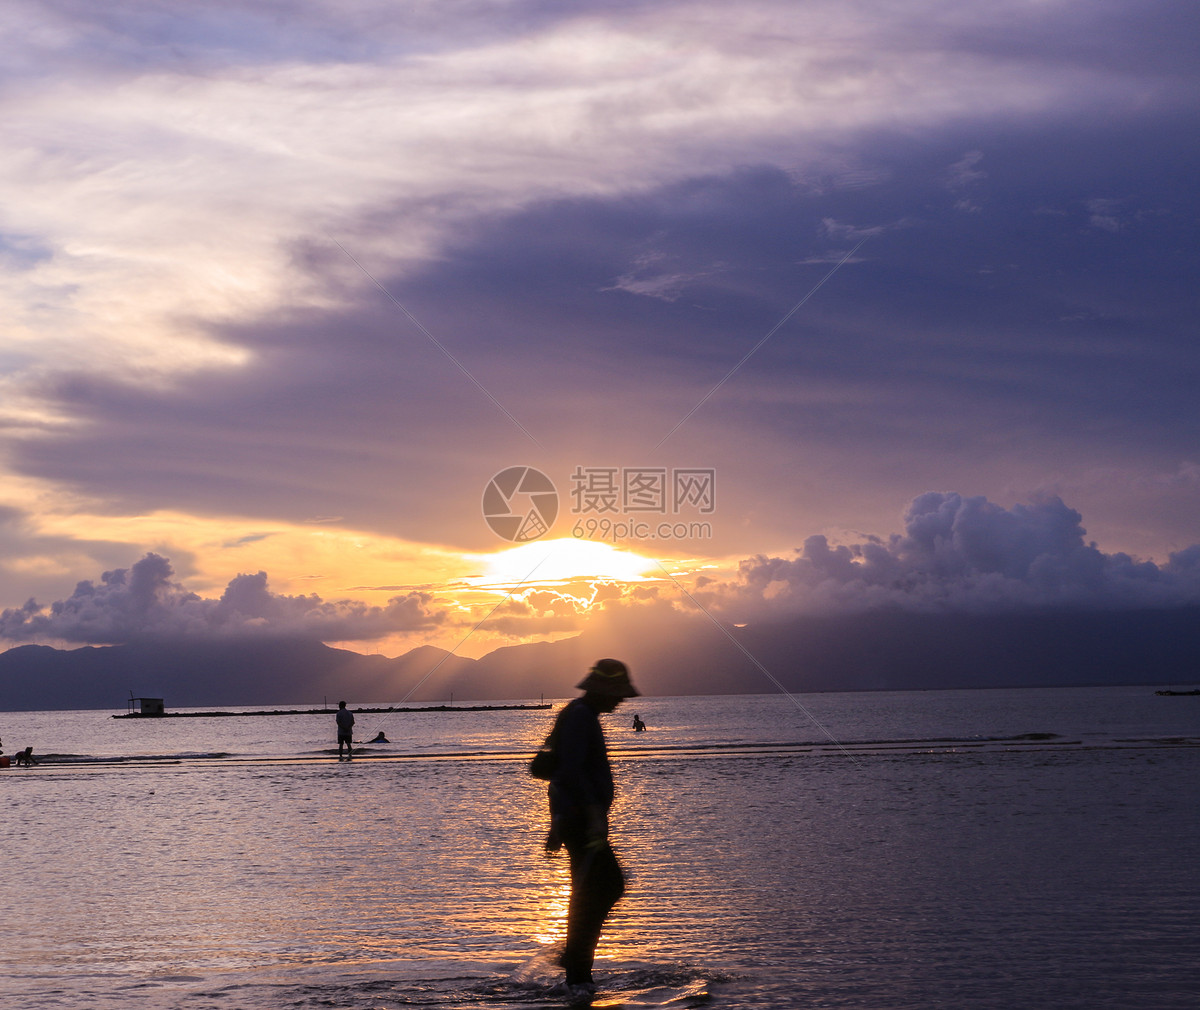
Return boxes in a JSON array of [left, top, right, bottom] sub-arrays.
[[7, 692, 1200, 1010], [531, 878, 571, 946]]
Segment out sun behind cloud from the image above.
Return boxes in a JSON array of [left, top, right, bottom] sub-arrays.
[[469, 537, 661, 589]]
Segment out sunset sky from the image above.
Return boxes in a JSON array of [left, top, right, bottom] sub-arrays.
[[2, 1, 1198, 667]]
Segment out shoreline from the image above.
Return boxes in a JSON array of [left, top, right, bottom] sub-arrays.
[[113, 702, 553, 719]]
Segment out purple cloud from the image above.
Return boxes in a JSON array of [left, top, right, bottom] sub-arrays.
[[0, 553, 443, 645], [721, 492, 1200, 617]]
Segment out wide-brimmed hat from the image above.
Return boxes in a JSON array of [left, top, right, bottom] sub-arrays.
[[576, 658, 639, 697]]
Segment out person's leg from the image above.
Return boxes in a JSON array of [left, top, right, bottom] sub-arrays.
[[562, 836, 625, 985]]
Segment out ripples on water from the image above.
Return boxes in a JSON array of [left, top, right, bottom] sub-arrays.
[[1, 688, 1198, 1009]]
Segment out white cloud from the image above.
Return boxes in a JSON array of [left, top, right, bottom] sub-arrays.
[[604, 250, 715, 301], [946, 149, 986, 211], [0, 1, 1155, 391], [1087, 197, 1124, 232]]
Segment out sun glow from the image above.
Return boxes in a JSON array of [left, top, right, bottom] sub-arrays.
[[470, 537, 661, 588]]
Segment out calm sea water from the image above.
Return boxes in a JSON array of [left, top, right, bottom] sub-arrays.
[[2, 687, 1198, 1009]]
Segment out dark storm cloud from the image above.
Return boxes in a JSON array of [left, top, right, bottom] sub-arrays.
[[0, 552, 443, 645], [10, 301, 519, 539], [4, 0, 1198, 568], [11, 104, 1200, 557], [932, 0, 1199, 80]]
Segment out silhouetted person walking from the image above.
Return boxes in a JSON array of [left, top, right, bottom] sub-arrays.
[[335, 701, 355, 759], [545, 659, 639, 999]]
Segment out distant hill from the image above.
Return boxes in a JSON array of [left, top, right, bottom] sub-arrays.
[[477, 605, 1200, 696], [0, 639, 477, 711], [3, 605, 1199, 710]]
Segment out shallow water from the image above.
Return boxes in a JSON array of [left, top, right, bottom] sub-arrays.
[[2, 687, 1199, 1009]]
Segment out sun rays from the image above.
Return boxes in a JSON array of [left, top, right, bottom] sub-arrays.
[[465, 538, 662, 593]]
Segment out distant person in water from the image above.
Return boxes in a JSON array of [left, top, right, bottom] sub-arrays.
[[370, 731, 388, 743], [335, 701, 355, 759], [631, 713, 646, 732], [544, 658, 639, 998]]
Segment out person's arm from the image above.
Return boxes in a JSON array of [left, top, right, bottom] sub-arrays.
[[581, 803, 608, 844]]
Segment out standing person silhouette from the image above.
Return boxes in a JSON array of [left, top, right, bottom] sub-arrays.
[[545, 659, 639, 1000], [335, 700, 355, 759]]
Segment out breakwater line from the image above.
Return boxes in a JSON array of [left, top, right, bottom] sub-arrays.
[[113, 702, 552, 719]]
